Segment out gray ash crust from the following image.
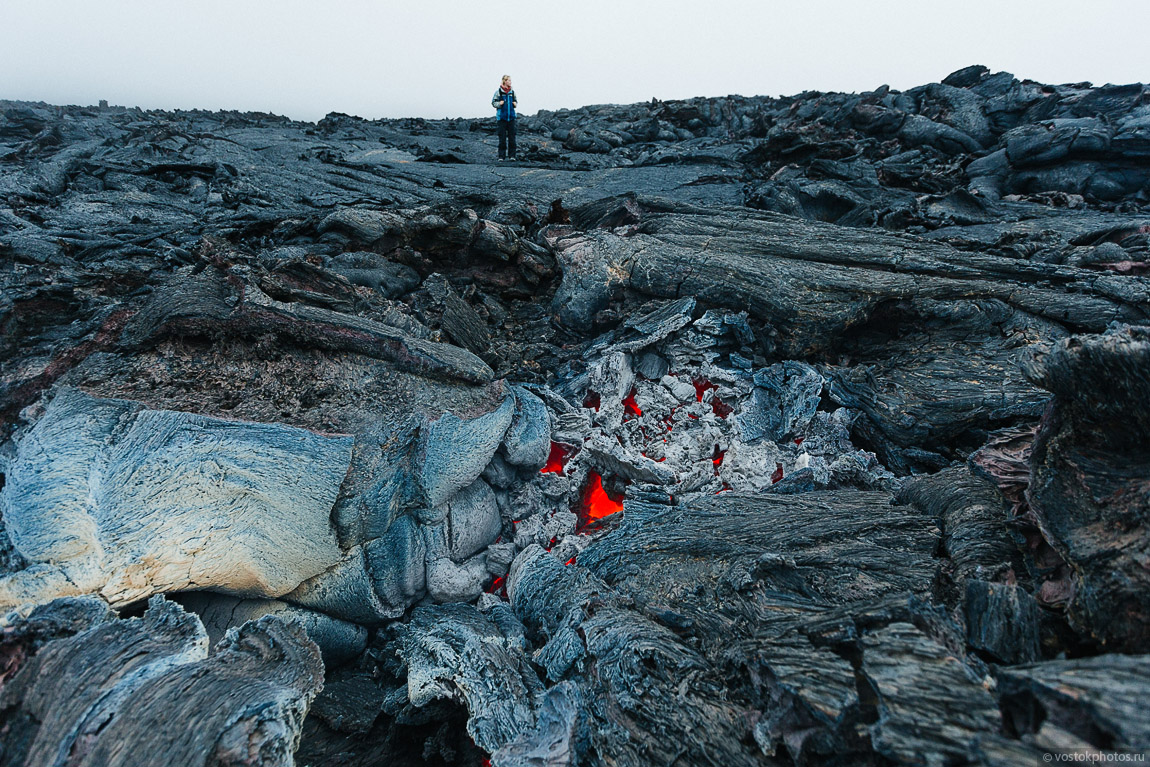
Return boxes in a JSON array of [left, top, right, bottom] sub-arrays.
[[0, 65, 1148, 766]]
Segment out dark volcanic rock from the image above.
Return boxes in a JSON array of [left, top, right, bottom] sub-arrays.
[[861, 621, 1002, 764], [964, 580, 1042, 664], [998, 654, 1150, 752], [394, 603, 544, 753], [1023, 325, 1150, 651], [1, 70, 1148, 766], [897, 467, 1020, 589], [0, 596, 323, 767]]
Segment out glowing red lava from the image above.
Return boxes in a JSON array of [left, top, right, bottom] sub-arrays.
[[693, 378, 717, 402], [794, 437, 805, 446], [579, 470, 625, 529], [622, 388, 643, 418], [541, 441, 576, 474], [583, 391, 601, 411], [712, 445, 726, 474], [565, 556, 577, 566], [682, 378, 732, 417], [485, 576, 506, 597], [771, 462, 784, 484]]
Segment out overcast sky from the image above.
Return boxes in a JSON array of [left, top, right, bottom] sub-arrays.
[[4, 1, 1147, 123]]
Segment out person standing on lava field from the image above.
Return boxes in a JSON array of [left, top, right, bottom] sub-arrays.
[[492, 74, 518, 161]]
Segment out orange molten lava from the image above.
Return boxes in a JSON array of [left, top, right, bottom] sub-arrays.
[[581, 470, 625, 523], [541, 441, 576, 474], [623, 388, 643, 418]]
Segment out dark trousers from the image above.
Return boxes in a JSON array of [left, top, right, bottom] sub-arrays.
[[497, 119, 517, 158]]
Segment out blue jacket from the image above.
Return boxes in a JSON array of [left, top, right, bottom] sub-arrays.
[[492, 88, 517, 121]]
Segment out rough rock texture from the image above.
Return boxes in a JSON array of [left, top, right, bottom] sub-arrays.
[[395, 604, 544, 753], [0, 388, 353, 609], [178, 592, 369, 667], [998, 654, 1150, 752], [1023, 325, 1150, 651], [2, 68, 1149, 765], [0, 596, 323, 767], [861, 622, 1002, 765]]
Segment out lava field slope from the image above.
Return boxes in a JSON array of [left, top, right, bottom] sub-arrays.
[[1, 65, 1148, 766]]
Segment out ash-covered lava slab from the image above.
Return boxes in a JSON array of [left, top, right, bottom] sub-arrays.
[[284, 385, 544, 622], [177, 592, 369, 668], [119, 255, 495, 386], [0, 388, 352, 609], [0, 596, 323, 767]]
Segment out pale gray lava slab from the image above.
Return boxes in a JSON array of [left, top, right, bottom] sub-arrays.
[[0, 388, 352, 609]]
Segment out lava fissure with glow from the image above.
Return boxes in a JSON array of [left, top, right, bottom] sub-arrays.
[[541, 441, 576, 474], [622, 388, 643, 418], [579, 470, 626, 530]]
